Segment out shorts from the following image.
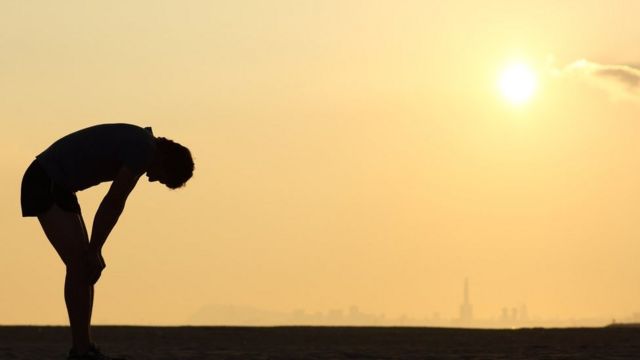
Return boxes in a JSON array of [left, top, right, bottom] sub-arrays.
[[20, 159, 81, 217]]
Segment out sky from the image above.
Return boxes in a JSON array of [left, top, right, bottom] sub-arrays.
[[2, 0, 640, 326]]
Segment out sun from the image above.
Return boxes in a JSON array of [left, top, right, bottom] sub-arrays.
[[498, 63, 538, 105]]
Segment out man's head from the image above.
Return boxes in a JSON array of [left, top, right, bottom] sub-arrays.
[[147, 137, 194, 189]]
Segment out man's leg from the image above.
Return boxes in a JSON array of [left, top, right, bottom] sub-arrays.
[[38, 203, 93, 354], [78, 212, 95, 327]]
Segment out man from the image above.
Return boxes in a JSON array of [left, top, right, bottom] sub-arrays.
[[20, 123, 194, 360]]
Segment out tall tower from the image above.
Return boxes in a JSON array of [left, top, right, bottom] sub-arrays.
[[459, 278, 473, 324]]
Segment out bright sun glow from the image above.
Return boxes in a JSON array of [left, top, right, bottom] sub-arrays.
[[498, 63, 538, 105]]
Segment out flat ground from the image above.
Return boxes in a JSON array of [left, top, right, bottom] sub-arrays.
[[1, 326, 639, 359]]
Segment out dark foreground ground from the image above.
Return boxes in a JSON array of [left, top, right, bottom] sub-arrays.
[[1, 326, 640, 360]]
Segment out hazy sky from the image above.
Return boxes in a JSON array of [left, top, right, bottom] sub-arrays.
[[2, 0, 640, 325]]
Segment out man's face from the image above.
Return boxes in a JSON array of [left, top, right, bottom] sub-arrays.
[[146, 172, 158, 182], [146, 153, 164, 183], [146, 164, 167, 185], [146, 163, 161, 182]]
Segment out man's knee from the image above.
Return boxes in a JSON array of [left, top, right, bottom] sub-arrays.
[[65, 257, 88, 280]]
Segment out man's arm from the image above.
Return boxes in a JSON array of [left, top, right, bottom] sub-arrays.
[[89, 166, 140, 251]]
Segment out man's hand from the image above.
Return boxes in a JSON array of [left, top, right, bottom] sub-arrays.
[[86, 248, 106, 285]]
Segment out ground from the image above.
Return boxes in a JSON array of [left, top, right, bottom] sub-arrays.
[[1, 326, 640, 359]]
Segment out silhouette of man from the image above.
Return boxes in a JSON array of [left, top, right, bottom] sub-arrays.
[[20, 123, 194, 360]]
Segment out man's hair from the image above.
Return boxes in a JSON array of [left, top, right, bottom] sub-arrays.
[[156, 137, 194, 189]]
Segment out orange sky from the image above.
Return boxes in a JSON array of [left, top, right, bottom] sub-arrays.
[[2, 1, 640, 326]]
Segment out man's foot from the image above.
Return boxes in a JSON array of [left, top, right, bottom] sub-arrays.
[[67, 344, 126, 360]]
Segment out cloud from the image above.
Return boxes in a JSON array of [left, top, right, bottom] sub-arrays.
[[556, 59, 640, 100], [595, 67, 640, 90]]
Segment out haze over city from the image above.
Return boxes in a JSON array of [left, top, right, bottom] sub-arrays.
[[3, 1, 640, 328]]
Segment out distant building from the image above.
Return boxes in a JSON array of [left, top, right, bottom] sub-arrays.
[[459, 278, 473, 323], [519, 304, 528, 322], [501, 307, 509, 322]]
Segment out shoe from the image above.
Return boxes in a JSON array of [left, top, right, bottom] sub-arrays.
[[67, 343, 126, 360]]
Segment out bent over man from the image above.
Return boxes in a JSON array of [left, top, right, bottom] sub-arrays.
[[20, 123, 194, 360]]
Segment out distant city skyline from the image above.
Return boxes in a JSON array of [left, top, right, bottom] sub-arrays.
[[186, 303, 630, 328], [186, 279, 638, 328]]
